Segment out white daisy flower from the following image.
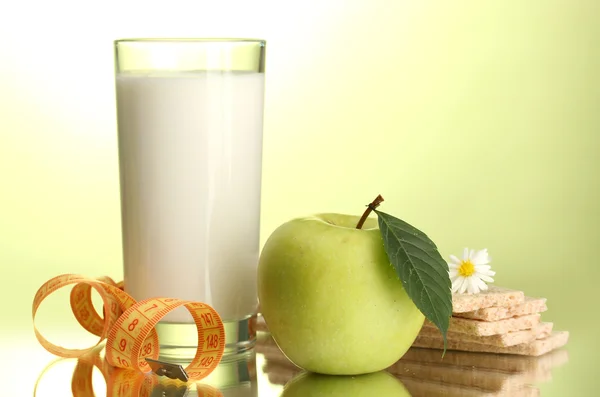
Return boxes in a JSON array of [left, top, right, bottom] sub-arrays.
[[448, 248, 495, 294]]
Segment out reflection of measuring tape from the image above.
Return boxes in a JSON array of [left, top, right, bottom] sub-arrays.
[[34, 344, 223, 397], [32, 274, 225, 382]]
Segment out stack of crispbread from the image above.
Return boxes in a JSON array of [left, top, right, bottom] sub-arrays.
[[412, 286, 569, 356]]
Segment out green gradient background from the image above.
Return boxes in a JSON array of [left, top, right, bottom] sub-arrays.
[[1, 0, 598, 395]]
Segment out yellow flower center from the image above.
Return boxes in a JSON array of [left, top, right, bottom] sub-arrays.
[[458, 260, 475, 277]]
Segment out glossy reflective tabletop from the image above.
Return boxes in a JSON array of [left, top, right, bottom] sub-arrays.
[[7, 327, 572, 397], [3, 273, 588, 396]]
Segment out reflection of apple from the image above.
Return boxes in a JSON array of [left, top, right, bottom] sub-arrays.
[[257, 213, 425, 375], [281, 371, 411, 397]]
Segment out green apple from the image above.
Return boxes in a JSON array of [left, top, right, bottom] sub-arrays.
[[257, 213, 425, 375], [281, 370, 411, 397]]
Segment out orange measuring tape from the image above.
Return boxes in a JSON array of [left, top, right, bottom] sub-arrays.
[[32, 274, 226, 383]]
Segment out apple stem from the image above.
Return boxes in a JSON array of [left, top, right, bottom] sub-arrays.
[[356, 195, 385, 229]]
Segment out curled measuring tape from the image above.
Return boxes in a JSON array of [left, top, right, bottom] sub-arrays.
[[32, 274, 225, 382]]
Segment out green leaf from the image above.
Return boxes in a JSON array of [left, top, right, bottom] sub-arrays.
[[373, 209, 452, 352]]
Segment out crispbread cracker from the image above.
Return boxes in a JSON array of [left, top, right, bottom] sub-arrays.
[[455, 297, 547, 321], [424, 313, 541, 336], [401, 347, 569, 373], [453, 286, 525, 313], [419, 322, 553, 347], [398, 376, 541, 397], [413, 331, 569, 356]]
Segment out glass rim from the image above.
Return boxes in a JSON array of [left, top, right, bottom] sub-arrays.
[[114, 38, 266, 44]]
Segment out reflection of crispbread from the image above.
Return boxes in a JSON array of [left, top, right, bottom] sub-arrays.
[[418, 322, 553, 347], [256, 332, 302, 386], [256, 315, 269, 332], [455, 297, 548, 322], [255, 332, 291, 362], [388, 359, 550, 392], [398, 376, 540, 397], [401, 347, 569, 373], [453, 286, 525, 313], [263, 362, 301, 386], [424, 314, 541, 336], [413, 331, 569, 356]]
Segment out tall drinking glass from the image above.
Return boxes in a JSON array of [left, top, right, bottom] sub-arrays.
[[114, 39, 266, 360]]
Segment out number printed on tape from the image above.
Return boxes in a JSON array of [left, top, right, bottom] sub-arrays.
[[32, 274, 226, 381]]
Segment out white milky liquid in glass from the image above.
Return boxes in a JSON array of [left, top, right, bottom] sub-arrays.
[[116, 71, 264, 323]]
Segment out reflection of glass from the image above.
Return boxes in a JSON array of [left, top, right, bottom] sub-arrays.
[[114, 38, 266, 360], [34, 346, 258, 397], [256, 332, 570, 396], [186, 351, 258, 397]]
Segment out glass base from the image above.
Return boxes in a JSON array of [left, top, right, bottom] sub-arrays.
[[200, 349, 257, 391], [156, 314, 257, 362]]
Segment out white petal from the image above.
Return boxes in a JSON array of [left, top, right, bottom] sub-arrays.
[[474, 277, 483, 293], [469, 278, 480, 294], [463, 248, 469, 260], [459, 278, 469, 294], [448, 262, 459, 269], [475, 277, 488, 291], [469, 249, 475, 260], [451, 277, 463, 292], [478, 269, 496, 277], [465, 277, 474, 294], [472, 249, 491, 265], [479, 274, 494, 283], [473, 258, 490, 266], [452, 277, 464, 292], [449, 269, 458, 277], [451, 282, 459, 293], [465, 278, 473, 294], [475, 265, 492, 272], [449, 255, 461, 264]]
